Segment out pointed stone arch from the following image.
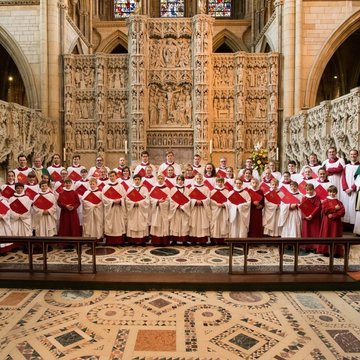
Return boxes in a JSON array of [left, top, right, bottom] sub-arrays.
[[259, 35, 275, 52], [69, 37, 84, 54], [0, 26, 39, 108], [305, 9, 360, 107], [96, 30, 128, 53], [213, 29, 247, 53]]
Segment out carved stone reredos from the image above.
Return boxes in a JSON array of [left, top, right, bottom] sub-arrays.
[[63, 16, 279, 170]]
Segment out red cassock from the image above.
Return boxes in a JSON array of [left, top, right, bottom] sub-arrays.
[[300, 195, 321, 238], [57, 190, 81, 237], [318, 198, 345, 256], [246, 188, 264, 237]]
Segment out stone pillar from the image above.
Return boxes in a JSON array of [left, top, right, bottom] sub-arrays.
[[282, 0, 295, 118], [234, 52, 247, 169], [294, 0, 303, 112], [127, 15, 148, 162], [47, 1, 62, 151], [192, 14, 214, 161]]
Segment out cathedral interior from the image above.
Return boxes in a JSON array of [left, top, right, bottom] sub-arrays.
[[0, 0, 358, 173], [1, 1, 360, 358]]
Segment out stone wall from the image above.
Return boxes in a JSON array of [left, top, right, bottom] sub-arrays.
[[64, 15, 279, 170], [284, 87, 360, 166]]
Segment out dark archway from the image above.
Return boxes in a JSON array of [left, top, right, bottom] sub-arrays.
[[316, 29, 360, 104], [0, 43, 27, 106]]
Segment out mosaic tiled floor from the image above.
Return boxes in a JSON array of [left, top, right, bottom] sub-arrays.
[[1, 244, 360, 273], [0, 288, 360, 359]]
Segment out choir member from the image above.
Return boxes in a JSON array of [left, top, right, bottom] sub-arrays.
[[88, 156, 110, 179], [238, 158, 260, 180], [169, 175, 191, 245], [1, 170, 16, 199], [120, 166, 133, 191], [57, 178, 81, 237], [158, 150, 182, 176], [241, 168, 253, 188], [126, 174, 150, 245], [263, 178, 282, 237], [9, 183, 33, 238], [134, 151, 156, 177], [97, 167, 109, 191], [246, 178, 264, 237], [164, 165, 177, 189], [287, 160, 301, 183], [188, 173, 211, 245], [191, 154, 203, 175], [228, 178, 251, 238], [319, 185, 345, 257], [0, 196, 13, 254], [82, 178, 104, 241], [32, 181, 57, 237], [102, 171, 127, 245], [300, 183, 322, 251], [67, 154, 86, 183], [268, 160, 282, 182], [300, 153, 322, 178], [278, 181, 302, 237], [341, 149, 359, 225], [113, 157, 129, 178], [13, 154, 32, 184], [47, 153, 65, 183], [209, 177, 229, 245], [321, 146, 345, 192], [203, 163, 216, 190], [149, 173, 170, 246], [184, 164, 195, 188], [224, 167, 235, 191], [141, 165, 156, 192], [216, 158, 227, 178], [32, 156, 50, 183]]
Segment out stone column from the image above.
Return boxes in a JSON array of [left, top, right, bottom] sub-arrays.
[[234, 52, 247, 169], [127, 15, 148, 162], [294, 0, 303, 112], [282, 0, 295, 118], [192, 14, 214, 161], [47, 1, 61, 151]]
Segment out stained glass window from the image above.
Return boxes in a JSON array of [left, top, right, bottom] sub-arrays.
[[208, 0, 232, 17], [160, 0, 185, 18], [114, 0, 137, 19]]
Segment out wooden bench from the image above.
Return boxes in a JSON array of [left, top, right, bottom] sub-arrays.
[[0, 236, 97, 274], [225, 237, 360, 275]]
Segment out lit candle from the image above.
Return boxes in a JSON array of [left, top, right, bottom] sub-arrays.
[[209, 139, 213, 154], [125, 140, 128, 155]]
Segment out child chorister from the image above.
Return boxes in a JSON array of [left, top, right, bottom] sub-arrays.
[[9, 183, 33, 237], [168, 175, 191, 245], [188, 173, 211, 245], [82, 178, 104, 240], [102, 171, 127, 245], [246, 178, 264, 237], [57, 178, 81, 237], [278, 181, 302, 237], [228, 178, 251, 238], [0, 196, 13, 254], [210, 177, 229, 245], [126, 174, 150, 245], [149, 173, 170, 246], [319, 185, 345, 256], [263, 178, 281, 237], [32, 181, 57, 237]]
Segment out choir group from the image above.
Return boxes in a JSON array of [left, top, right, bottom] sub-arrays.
[[0, 147, 359, 257]]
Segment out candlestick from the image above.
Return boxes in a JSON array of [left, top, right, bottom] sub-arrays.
[[276, 147, 279, 161], [125, 140, 128, 155], [209, 139, 213, 154]]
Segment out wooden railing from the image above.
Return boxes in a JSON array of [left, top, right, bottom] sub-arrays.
[[225, 237, 360, 275], [0, 236, 97, 274]]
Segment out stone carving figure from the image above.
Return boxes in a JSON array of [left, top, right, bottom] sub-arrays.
[[163, 39, 178, 68]]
